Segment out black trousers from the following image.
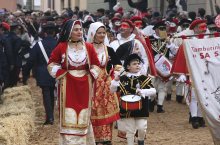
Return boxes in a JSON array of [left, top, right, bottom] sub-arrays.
[[8, 66, 20, 87], [41, 86, 55, 121]]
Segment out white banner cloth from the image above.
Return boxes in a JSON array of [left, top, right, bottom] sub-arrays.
[[183, 37, 220, 145]]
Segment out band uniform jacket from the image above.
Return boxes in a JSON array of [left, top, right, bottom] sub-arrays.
[[117, 74, 154, 118]]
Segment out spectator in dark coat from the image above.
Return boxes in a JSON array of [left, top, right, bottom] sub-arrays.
[[0, 22, 14, 102], [23, 22, 57, 125], [7, 23, 23, 87]]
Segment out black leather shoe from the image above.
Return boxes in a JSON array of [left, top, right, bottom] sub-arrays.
[[189, 112, 192, 124], [157, 105, 165, 113], [191, 117, 199, 129], [138, 140, 144, 145], [176, 95, 183, 103], [166, 94, 172, 101], [149, 99, 156, 112], [43, 120, 54, 125], [198, 117, 206, 127]]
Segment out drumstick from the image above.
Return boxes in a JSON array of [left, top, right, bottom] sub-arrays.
[[120, 70, 125, 75], [132, 95, 136, 99]]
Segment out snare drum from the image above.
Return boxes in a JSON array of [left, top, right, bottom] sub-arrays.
[[120, 95, 142, 111]]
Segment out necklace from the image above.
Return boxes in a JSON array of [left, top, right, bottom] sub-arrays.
[[69, 40, 82, 43], [69, 40, 82, 47]]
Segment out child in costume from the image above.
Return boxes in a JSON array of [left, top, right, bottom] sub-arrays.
[[110, 54, 156, 145]]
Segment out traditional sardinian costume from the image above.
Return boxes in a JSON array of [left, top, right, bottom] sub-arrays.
[[87, 22, 122, 144], [48, 20, 100, 145]]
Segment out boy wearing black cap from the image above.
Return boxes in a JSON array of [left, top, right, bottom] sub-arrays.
[[110, 54, 156, 145]]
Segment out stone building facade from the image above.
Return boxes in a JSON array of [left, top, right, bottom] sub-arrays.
[[0, 0, 24, 12], [40, 0, 220, 16]]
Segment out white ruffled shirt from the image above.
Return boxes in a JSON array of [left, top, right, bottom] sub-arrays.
[[110, 72, 156, 98]]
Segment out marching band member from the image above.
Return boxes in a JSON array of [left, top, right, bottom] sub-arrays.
[[48, 19, 100, 145], [110, 54, 156, 145], [172, 19, 208, 129], [130, 16, 144, 30], [87, 22, 122, 145], [111, 19, 149, 75], [109, 17, 121, 38], [164, 18, 179, 101], [188, 19, 207, 129], [110, 19, 136, 52], [174, 19, 192, 103], [150, 20, 177, 112], [110, 19, 156, 140]]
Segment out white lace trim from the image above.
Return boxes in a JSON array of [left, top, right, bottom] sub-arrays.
[[67, 45, 87, 67]]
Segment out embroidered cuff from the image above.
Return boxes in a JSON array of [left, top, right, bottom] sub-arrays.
[[51, 65, 61, 78], [90, 65, 100, 79], [48, 63, 61, 78], [138, 88, 156, 98], [110, 80, 120, 93]]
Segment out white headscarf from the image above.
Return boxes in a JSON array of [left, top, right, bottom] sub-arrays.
[[87, 22, 109, 46], [83, 15, 95, 23]]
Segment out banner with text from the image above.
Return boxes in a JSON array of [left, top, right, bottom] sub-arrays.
[[184, 37, 220, 144]]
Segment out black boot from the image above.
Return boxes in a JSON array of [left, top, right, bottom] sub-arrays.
[[198, 117, 206, 127], [191, 117, 199, 129], [166, 94, 172, 101], [157, 105, 165, 113], [0, 95, 3, 104], [189, 112, 192, 124], [43, 118, 54, 125], [138, 140, 144, 145], [149, 99, 156, 112], [96, 141, 112, 145], [176, 95, 184, 103]]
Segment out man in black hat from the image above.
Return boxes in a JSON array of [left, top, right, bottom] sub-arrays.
[[23, 21, 57, 125], [151, 20, 178, 112]]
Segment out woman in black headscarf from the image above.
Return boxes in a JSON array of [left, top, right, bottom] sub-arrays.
[[48, 19, 100, 145]]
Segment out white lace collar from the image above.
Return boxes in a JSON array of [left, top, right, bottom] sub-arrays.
[[116, 33, 136, 41], [126, 72, 141, 77]]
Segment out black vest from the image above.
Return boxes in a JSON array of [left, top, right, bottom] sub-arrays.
[[118, 74, 154, 118]]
